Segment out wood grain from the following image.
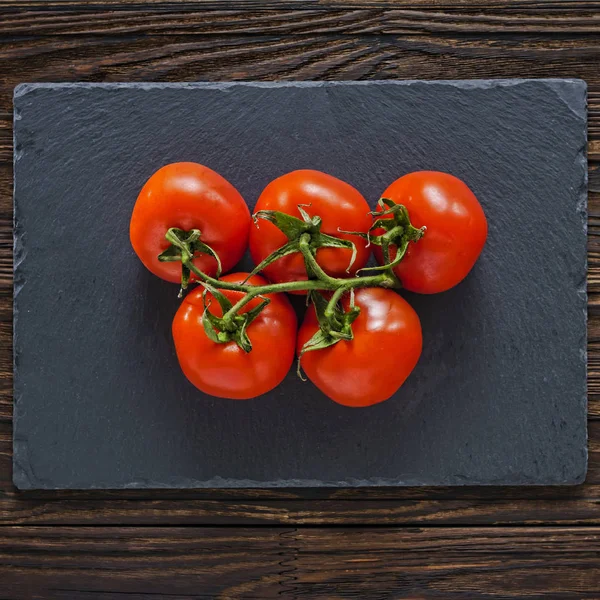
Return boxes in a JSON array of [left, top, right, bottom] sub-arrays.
[[2, 4, 600, 36], [1, 526, 600, 599]]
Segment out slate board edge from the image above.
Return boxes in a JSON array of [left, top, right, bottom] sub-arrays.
[[12, 473, 590, 491], [582, 79, 589, 488], [13, 77, 587, 91], [11, 79, 588, 490], [13, 85, 28, 492]]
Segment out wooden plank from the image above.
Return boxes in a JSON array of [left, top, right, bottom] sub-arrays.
[[1, 3, 600, 36], [0, 526, 290, 600], [1, 526, 599, 598], [3, 492, 600, 526]]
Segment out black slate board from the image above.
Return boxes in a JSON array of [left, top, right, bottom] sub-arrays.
[[13, 80, 587, 489]]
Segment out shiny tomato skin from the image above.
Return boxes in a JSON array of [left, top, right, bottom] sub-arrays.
[[130, 162, 251, 283], [172, 273, 297, 400], [250, 170, 372, 291], [375, 171, 488, 294], [297, 288, 422, 407]]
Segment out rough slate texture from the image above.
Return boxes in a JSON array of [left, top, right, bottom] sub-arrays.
[[13, 80, 587, 489]]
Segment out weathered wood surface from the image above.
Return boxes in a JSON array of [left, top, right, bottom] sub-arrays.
[[2, 526, 600, 599]]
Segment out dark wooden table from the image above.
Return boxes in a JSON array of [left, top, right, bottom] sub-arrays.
[[2, 2, 600, 598]]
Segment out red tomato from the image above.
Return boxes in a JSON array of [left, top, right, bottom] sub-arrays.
[[130, 162, 251, 283], [374, 171, 488, 294], [172, 273, 297, 400], [249, 170, 372, 291], [297, 288, 422, 407]]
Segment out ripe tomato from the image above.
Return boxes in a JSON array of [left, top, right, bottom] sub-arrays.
[[374, 171, 487, 294], [249, 170, 372, 290], [297, 288, 422, 407], [172, 273, 297, 400], [130, 162, 251, 283]]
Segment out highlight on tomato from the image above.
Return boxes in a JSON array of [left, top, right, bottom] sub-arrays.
[[297, 288, 423, 407], [372, 171, 487, 294], [249, 169, 372, 291], [172, 273, 297, 400], [130, 162, 251, 284]]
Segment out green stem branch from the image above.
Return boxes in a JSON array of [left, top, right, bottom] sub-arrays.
[[183, 250, 396, 301], [324, 286, 349, 324], [298, 233, 340, 286]]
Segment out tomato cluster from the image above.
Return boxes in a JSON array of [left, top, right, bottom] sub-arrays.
[[131, 163, 487, 407]]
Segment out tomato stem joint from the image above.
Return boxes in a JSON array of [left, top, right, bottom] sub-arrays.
[[160, 227, 222, 296], [354, 199, 426, 274], [200, 281, 270, 353], [297, 289, 361, 379], [246, 206, 358, 279]]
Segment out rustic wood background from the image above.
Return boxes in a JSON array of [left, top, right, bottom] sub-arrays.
[[2, 1, 600, 597]]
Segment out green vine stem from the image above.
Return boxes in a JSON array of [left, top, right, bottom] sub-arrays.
[[162, 198, 423, 356], [165, 229, 397, 300], [324, 286, 349, 328], [190, 256, 396, 312]]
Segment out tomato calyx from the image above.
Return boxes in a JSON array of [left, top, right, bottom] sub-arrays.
[[160, 228, 223, 296], [200, 282, 271, 353], [355, 199, 426, 274], [297, 290, 360, 379], [246, 206, 357, 280]]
